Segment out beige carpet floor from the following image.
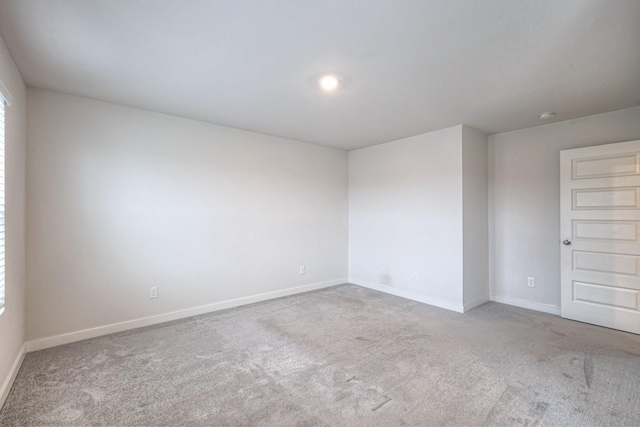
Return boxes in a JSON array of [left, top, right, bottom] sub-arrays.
[[1, 284, 640, 426]]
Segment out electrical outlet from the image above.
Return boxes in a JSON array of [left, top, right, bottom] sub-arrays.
[[413, 272, 418, 280], [527, 277, 535, 288], [149, 286, 158, 299], [299, 265, 305, 275]]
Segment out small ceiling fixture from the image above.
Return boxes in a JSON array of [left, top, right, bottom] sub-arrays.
[[319, 75, 339, 91], [539, 111, 556, 120]]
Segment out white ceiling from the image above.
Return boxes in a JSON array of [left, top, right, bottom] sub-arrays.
[[0, 0, 639, 150]]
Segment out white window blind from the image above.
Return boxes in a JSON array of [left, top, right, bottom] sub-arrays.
[[0, 98, 5, 315]]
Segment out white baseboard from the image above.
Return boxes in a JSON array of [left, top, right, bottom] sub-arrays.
[[26, 278, 347, 352], [463, 295, 490, 312], [491, 294, 561, 316], [0, 344, 26, 410], [350, 277, 465, 313]]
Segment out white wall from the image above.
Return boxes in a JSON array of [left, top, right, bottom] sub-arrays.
[[462, 126, 488, 308], [490, 107, 640, 313], [0, 36, 27, 406], [348, 126, 466, 310], [26, 89, 348, 342]]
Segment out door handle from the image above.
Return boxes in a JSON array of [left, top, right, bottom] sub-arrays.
[[562, 240, 572, 246]]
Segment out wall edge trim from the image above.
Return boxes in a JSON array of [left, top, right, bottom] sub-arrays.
[[491, 294, 561, 316], [0, 343, 26, 410], [463, 295, 490, 312], [350, 277, 464, 313], [26, 278, 347, 352]]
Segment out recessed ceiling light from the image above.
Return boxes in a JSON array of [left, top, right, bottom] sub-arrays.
[[319, 75, 339, 91], [539, 111, 556, 120]]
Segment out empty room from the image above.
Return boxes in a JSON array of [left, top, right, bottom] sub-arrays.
[[1, 1, 640, 426]]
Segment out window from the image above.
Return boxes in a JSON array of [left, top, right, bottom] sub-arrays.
[[0, 97, 5, 315]]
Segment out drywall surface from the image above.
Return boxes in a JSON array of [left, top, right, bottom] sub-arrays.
[[490, 107, 640, 311], [0, 35, 27, 405], [461, 126, 488, 307], [348, 126, 464, 308], [26, 89, 348, 340]]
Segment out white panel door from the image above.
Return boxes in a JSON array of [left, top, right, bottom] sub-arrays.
[[561, 140, 640, 334]]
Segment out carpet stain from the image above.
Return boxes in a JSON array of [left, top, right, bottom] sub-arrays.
[[583, 353, 594, 388], [372, 396, 392, 412], [483, 385, 549, 426], [533, 401, 549, 417], [44, 406, 83, 423], [81, 388, 105, 403]]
